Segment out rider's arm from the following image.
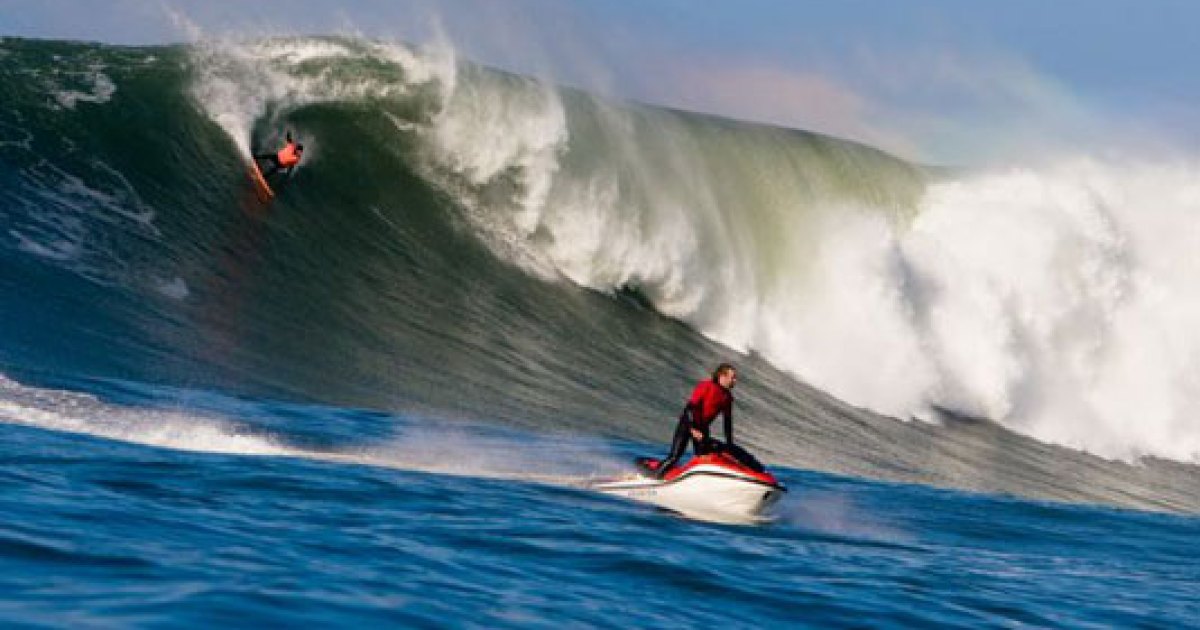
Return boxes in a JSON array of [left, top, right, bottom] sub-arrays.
[[680, 401, 699, 425], [680, 401, 705, 440]]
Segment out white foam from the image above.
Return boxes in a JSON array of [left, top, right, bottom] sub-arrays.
[[184, 36, 1200, 464], [48, 162, 158, 228], [155, 276, 190, 301], [8, 158, 160, 286], [780, 491, 911, 543], [348, 425, 628, 482], [0, 375, 290, 456], [881, 160, 1200, 462], [437, 120, 1200, 463], [0, 374, 623, 486], [759, 159, 1200, 463], [52, 65, 116, 110], [11, 228, 81, 261], [779, 160, 1199, 462], [189, 36, 457, 156], [415, 68, 569, 278]]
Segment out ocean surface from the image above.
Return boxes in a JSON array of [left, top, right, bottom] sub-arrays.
[[2, 36, 1198, 627]]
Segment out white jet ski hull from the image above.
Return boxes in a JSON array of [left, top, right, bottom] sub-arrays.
[[589, 463, 784, 523]]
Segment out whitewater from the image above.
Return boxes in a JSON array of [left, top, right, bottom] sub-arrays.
[[190, 36, 1200, 464], [2, 34, 1199, 627]]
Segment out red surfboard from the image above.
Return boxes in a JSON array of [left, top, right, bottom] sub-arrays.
[[247, 158, 275, 203]]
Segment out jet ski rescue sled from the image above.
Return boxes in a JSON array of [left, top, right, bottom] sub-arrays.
[[588, 450, 785, 522]]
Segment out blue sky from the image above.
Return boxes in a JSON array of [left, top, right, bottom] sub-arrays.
[[3, 0, 1197, 161]]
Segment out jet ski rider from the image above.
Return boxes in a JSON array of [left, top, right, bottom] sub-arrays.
[[656, 363, 741, 478]]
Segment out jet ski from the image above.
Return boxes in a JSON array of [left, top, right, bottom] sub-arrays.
[[588, 447, 785, 523]]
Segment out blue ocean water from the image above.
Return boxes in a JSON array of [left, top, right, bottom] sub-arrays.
[[3, 376, 1197, 628], [4, 36, 1200, 628]]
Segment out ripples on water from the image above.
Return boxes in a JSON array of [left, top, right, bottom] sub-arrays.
[[2, 378, 1196, 628]]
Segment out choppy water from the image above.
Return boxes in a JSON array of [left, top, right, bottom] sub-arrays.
[[3, 375, 1198, 627], [2, 36, 1199, 626]]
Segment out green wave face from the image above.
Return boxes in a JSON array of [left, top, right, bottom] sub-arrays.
[[0, 35, 924, 409], [7, 37, 1194, 510]]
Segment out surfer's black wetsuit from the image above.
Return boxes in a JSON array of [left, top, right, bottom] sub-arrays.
[[657, 405, 712, 475], [253, 152, 282, 172], [254, 149, 299, 177], [655, 376, 768, 477], [255, 132, 302, 177], [656, 378, 734, 477]]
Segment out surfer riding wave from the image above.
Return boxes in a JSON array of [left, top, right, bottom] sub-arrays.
[[253, 131, 304, 181]]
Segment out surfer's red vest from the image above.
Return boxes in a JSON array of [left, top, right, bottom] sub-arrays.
[[276, 143, 301, 167], [688, 379, 732, 430]]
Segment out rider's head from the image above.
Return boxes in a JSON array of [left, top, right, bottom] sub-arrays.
[[712, 363, 737, 389]]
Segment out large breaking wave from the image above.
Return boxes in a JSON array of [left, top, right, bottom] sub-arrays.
[[2, 35, 1198, 475]]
